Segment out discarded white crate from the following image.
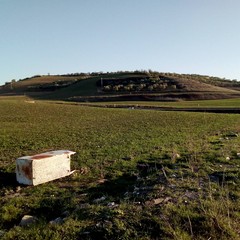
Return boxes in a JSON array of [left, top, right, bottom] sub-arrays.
[[16, 150, 75, 185]]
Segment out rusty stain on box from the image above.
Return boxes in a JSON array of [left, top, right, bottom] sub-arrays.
[[16, 150, 75, 185]]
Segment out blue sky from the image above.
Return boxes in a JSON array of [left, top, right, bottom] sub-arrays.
[[0, 0, 240, 85]]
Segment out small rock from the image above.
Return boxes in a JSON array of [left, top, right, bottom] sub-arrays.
[[226, 157, 230, 161], [96, 222, 101, 227], [97, 178, 108, 184], [236, 153, 240, 158], [19, 215, 38, 226], [79, 193, 88, 197], [173, 153, 181, 159], [49, 217, 64, 225], [164, 197, 172, 203], [16, 186, 21, 192], [146, 197, 172, 206], [107, 202, 115, 206], [107, 202, 117, 208], [79, 203, 90, 209], [153, 198, 165, 205], [62, 211, 70, 218], [145, 198, 163, 206], [103, 220, 112, 227], [93, 196, 106, 203]]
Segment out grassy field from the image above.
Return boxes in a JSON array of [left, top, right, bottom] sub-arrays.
[[0, 97, 240, 239], [84, 98, 240, 108]]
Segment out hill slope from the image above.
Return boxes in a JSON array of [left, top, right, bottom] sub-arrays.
[[1, 71, 240, 101]]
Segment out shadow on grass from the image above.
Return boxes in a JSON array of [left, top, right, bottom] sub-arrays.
[[86, 173, 137, 201], [209, 170, 239, 184], [0, 170, 18, 188], [85, 159, 170, 202]]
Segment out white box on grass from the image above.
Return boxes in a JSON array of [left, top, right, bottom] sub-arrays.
[[16, 150, 75, 185]]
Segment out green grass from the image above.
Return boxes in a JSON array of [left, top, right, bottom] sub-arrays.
[[43, 77, 100, 99], [0, 97, 240, 239], [86, 98, 240, 108]]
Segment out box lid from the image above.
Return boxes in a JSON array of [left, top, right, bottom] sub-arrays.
[[17, 150, 76, 161]]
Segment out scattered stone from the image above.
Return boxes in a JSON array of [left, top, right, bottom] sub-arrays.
[[107, 202, 118, 208], [103, 220, 112, 227], [153, 198, 165, 205], [79, 203, 90, 209], [145, 197, 171, 206], [16, 186, 21, 192], [19, 215, 38, 226], [226, 156, 230, 161], [172, 153, 181, 160], [164, 197, 172, 203], [93, 196, 106, 203], [97, 178, 108, 184], [176, 153, 181, 158], [62, 210, 70, 218], [49, 217, 64, 225], [96, 222, 101, 227], [236, 153, 240, 158], [107, 202, 115, 206], [79, 193, 88, 197]]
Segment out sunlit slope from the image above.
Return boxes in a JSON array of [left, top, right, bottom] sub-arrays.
[[1, 72, 240, 100]]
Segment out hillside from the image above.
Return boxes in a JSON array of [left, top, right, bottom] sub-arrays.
[[1, 71, 240, 101]]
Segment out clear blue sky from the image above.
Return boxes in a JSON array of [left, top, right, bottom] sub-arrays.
[[0, 0, 240, 85]]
